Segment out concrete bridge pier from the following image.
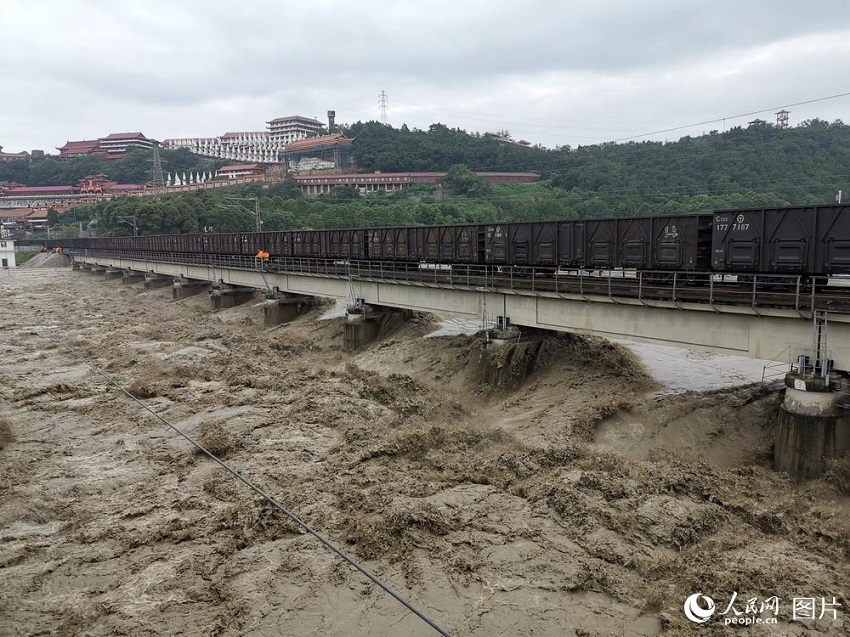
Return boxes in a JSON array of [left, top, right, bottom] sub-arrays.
[[343, 302, 400, 351], [71, 261, 82, 271], [210, 282, 255, 311], [172, 277, 209, 300], [103, 268, 123, 281], [144, 274, 172, 289], [122, 270, 146, 285], [774, 370, 850, 481], [90, 265, 106, 275], [78, 263, 94, 273], [263, 290, 315, 327]]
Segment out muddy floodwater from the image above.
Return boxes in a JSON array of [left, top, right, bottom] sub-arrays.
[[1, 267, 848, 636]]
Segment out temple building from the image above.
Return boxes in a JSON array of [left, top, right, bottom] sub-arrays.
[[0, 145, 31, 163], [163, 115, 326, 164], [266, 115, 324, 146], [282, 133, 353, 172], [57, 133, 158, 160]]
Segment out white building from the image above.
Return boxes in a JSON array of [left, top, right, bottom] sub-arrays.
[[0, 239, 16, 268], [266, 115, 324, 146], [163, 115, 324, 164]]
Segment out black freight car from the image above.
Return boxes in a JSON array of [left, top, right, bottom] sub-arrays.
[[616, 214, 712, 271], [421, 224, 482, 263], [368, 226, 421, 261], [327, 228, 367, 260], [485, 222, 558, 266], [712, 204, 850, 275]]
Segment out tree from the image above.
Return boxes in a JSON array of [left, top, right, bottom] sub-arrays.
[[441, 164, 493, 198]]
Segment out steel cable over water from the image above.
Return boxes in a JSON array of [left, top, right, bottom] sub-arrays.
[[39, 326, 452, 637]]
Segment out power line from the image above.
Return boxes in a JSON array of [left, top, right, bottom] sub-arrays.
[[610, 91, 850, 143], [39, 327, 453, 637]]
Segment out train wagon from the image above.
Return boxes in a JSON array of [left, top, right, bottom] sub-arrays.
[[327, 228, 367, 260], [616, 214, 712, 271], [485, 222, 558, 266], [367, 226, 420, 261], [712, 205, 850, 274], [421, 224, 481, 263], [291, 229, 324, 258]]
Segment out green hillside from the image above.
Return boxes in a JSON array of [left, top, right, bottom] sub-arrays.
[[15, 117, 850, 237]]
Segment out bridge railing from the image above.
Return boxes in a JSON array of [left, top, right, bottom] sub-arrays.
[[69, 249, 846, 313]]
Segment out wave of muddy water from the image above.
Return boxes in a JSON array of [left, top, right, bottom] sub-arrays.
[[1, 268, 848, 636]]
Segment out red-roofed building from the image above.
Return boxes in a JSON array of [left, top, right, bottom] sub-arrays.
[[5, 185, 75, 196], [293, 171, 540, 195], [57, 139, 100, 158], [97, 132, 158, 158], [0, 145, 30, 163], [57, 132, 158, 160], [216, 164, 264, 179]]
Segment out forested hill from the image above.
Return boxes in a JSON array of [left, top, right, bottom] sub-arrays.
[[347, 118, 850, 213], [10, 117, 850, 237]]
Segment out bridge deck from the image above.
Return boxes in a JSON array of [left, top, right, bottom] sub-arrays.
[[72, 251, 850, 372]]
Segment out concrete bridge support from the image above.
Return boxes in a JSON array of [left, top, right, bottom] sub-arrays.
[[90, 265, 106, 275], [343, 303, 402, 351], [122, 270, 146, 285], [263, 291, 315, 327], [103, 268, 123, 281], [144, 274, 172, 289], [774, 374, 850, 481], [71, 261, 82, 271], [172, 278, 208, 300], [210, 282, 255, 311]]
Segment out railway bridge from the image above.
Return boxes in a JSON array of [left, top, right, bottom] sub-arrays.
[[69, 250, 850, 373]]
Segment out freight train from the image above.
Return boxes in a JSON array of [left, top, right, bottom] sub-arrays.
[[26, 203, 850, 278]]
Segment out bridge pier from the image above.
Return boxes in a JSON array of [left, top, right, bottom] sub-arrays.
[[343, 302, 401, 351], [71, 261, 82, 271], [210, 282, 255, 311], [144, 274, 172, 289], [122, 270, 146, 285], [774, 370, 850, 481], [90, 265, 106, 275], [172, 278, 208, 300], [263, 290, 315, 327], [103, 268, 123, 280]]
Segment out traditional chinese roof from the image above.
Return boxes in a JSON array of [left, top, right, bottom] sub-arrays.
[[267, 115, 323, 125], [57, 139, 100, 154], [283, 133, 353, 153], [101, 132, 150, 141], [217, 164, 263, 172], [5, 185, 75, 194]]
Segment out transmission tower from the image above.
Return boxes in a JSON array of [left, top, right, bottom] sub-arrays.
[[379, 90, 388, 125], [150, 144, 166, 196]]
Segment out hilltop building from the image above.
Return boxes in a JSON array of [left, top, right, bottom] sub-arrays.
[[0, 145, 31, 163], [282, 133, 353, 172], [57, 132, 159, 160], [266, 115, 324, 145], [163, 115, 326, 165]]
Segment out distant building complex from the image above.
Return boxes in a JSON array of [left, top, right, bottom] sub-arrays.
[[57, 132, 159, 160], [163, 115, 325, 165]]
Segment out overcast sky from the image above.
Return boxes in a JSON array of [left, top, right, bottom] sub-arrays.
[[2, 0, 849, 154]]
